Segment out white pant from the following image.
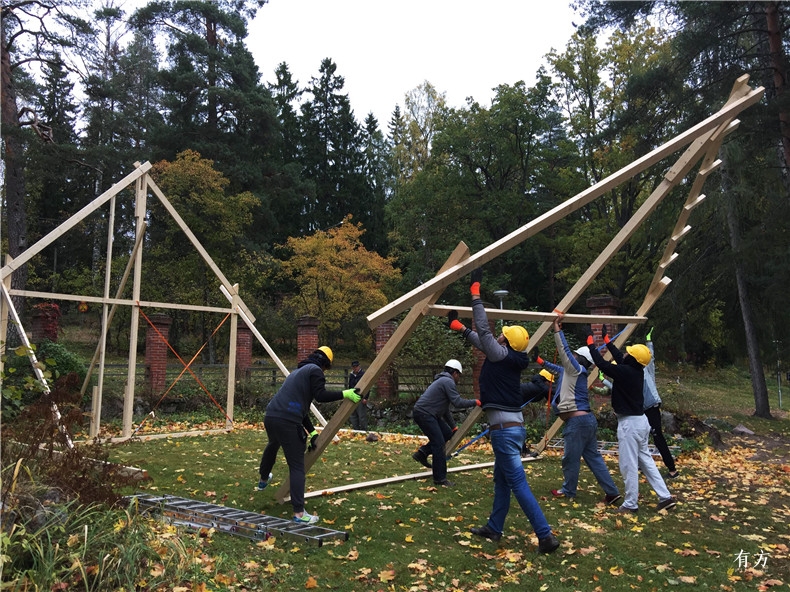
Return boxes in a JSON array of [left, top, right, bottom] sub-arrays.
[[617, 414, 671, 509]]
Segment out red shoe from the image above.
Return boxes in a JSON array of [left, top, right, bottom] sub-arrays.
[[551, 489, 566, 498]]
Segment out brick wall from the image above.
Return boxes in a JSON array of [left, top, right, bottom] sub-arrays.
[[375, 321, 396, 399], [145, 314, 172, 393], [585, 294, 621, 348], [297, 316, 320, 362], [236, 325, 253, 378]]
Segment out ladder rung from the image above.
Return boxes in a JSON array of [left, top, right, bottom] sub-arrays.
[[127, 493, 348, 547]]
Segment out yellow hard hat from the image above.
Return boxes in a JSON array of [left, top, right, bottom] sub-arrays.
[[539, 369, 554, 382], [626, 343, 651, 366], [502, 325, 529, 352], [317, 346, 334, 364]]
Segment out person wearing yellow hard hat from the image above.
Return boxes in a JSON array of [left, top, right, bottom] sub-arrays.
[[447, 267, 559, 554], [642, 328, 678, 478], [257, 345, 361, 525], [532, 314, 621, 506], [586, 324, 677, 515]]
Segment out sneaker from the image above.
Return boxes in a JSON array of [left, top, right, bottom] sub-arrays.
[[656, 496, 678, 512], [293, 512, 319, 524], [470, 524, 502, 542], [434, 479, 454, 487], [255, 472, 273, 491], [667, 470, 680, 479], [412, 450, 432, 469], [603, 493, 622, 506], [616, 505, 638, 514], [551, 489, 572, 499], [538, 533, 560, 554]]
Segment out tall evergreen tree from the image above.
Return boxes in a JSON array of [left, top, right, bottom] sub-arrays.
[[359, 113, 390, 255], [130, 0, 275, 193], [299, 58, 366, 234], [1, 0, 92, 322]]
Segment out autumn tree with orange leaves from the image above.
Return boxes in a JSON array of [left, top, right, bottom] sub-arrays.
[[279, 215, 401, 349]]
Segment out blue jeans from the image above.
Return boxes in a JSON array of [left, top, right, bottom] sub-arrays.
[[559, 413, 619, 497], [413, 410, 453, 482], [486, 426, 552, 539]]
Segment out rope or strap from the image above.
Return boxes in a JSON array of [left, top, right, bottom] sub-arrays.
[[132, 306, 234, 436]]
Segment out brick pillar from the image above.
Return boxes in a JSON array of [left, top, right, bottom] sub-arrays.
[[31, 303, 61, 343], [236, 325, 253, 379], [585, 295, 621, 348], [375, 321, 396, 400], [471, 317, 497, 397], [297, 316, 320, 362], [145, 314, 172, 394]]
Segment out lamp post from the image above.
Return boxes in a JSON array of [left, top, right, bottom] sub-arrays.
[[493, 290, 509, 309]]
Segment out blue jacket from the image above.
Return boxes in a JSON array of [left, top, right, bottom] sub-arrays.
[[545, 329, 590, 415], [642, 341, 662, 409]]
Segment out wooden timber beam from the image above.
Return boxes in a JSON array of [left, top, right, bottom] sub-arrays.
[[366, 83, 763, 330]]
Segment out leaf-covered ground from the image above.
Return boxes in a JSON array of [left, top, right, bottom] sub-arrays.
[[108, 423, 790, 591]]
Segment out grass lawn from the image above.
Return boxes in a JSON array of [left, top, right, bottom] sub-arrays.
[[106, 367, 790, 592]]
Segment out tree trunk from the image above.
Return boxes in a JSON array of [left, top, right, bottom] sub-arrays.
[[766, 1, 790, 186], [1, 23, 29, 329], [725, 196, 772, 419]]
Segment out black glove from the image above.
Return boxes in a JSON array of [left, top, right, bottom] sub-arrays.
[[586, 327, 594, 346], [602, 324, 610, 344], [307, 430, 319, 452], [530, 348, 540, 363], [471, 268, 483, 284]]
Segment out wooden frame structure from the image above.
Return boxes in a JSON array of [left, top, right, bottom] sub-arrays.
[[274, 75, 764, 502], [0, 76, 763, 503], [0, 163, 328, 439]]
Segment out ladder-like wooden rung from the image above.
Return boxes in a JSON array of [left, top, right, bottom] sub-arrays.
[[127, 493, 348, 547]]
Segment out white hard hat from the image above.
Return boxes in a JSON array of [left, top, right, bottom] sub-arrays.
[[575, 347, 594, 365], [445, 359, 463, 374]]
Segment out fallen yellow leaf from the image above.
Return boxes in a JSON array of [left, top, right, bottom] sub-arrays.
[[379, 569, 396, 582]]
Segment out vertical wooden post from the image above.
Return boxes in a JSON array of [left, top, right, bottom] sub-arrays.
[[226, 284, 239, 429], [123, 171, 147, 438]]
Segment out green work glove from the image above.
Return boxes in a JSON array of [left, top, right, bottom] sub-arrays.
[[646, 326, 654, 342], [599, 371, 605, 381], [343, 388, 361, 403], [308, 430, 319, 451]]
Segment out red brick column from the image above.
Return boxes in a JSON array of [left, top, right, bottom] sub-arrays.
[[236, 325, 253, 378], [585, 295, 621, 348], [297, 316, 320, 362], [471, 317, 497, 397], [145, 314, 172, 394], [375, 321, 396, 400], [31, 303, 61, 343]]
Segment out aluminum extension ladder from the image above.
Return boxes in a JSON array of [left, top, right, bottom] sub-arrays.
[[127, 493, 348, 547], [545, 439, 681, 457]]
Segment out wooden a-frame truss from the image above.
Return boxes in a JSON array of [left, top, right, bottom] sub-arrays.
[[0, 163, 330, 440], [272, 75, 763, 503]]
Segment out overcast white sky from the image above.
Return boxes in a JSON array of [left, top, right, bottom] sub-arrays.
[[246, 0, 581, 126]]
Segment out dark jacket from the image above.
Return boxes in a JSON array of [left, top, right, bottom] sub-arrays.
[[265, 355, 344, 425], [463, 300, 530, 411], [588, 341, 644, 416], [520, 374, 551, 404]]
